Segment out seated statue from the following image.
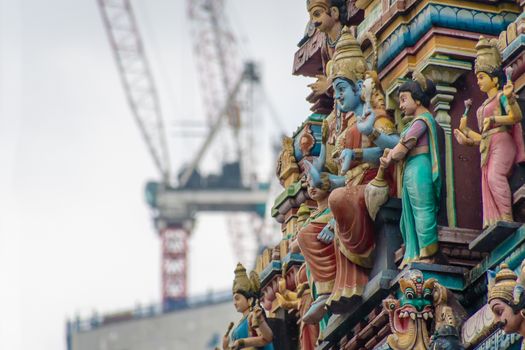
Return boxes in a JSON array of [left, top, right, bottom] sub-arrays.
[[222, 263, 274, 350], [299, 27, 399, 321]]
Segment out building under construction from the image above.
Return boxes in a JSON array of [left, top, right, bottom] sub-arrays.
[[67, 292, 236, 350]]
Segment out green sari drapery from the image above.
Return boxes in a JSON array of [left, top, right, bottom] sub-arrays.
[[399, 112, 442, 267]]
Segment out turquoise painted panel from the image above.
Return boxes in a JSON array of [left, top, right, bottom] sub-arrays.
[[503, 34, 525, 61], [282, 252, 305, 266], [259, 260, 281, 284], [378, 4, 518, 69], [473, 329, 522, 350], [293, 114, 327, 161], [467, 226, 525, 286]]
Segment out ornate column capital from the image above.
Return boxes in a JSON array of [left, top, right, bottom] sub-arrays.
[[419, 56, 472, 128]]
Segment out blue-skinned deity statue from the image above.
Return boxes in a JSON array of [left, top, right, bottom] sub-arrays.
[[299, 27, 399, 323]]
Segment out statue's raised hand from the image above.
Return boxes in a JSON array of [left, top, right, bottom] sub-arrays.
[[379, 148, 392, 168], [453, 129, 467, 145], [231, 340, 242, 350], [317, 224, 334, 244], [252, 306, 264, 324], [357, 110, 376, 136], [338, 148, 354, 174], [504, 81, 515, 99], [312, 151, 325, 172], [308, 75, 331, 96], [303, 159, 322, 188]]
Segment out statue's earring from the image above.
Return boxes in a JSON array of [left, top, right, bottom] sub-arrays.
[[330, 7, 339, 19], [520, 310, 525, 319]]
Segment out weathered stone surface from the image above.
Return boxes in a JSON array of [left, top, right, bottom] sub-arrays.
[[469, 221, 522, 252], [461, 304, 496, 348]]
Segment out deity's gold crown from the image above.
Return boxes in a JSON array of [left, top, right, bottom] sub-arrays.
[[475, 36, 502, 76], [330, 26, 367, 84], [232, 262, 260, 296], [307, 0, 330, 11], [488, 263, 518, 304]]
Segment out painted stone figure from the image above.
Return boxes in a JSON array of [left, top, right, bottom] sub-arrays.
[[380, 73, 442, 268], [296, 170, 336, 323], [306, 0, 348, 96], [222, 263, 274, 350], [383, 270, 464, 350], [488, 263, 525, 348], [454, 36, 525, 228], [295, 264, 320, 350], [303, 26, 399, 319]]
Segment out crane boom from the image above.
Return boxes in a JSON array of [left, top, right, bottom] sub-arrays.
[[178, 70, 246, 188], [97, 0, 171, 183]]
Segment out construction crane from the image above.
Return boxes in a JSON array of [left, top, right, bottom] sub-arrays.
[[97, 0, 171, 185], [97, 0, 275, 309]]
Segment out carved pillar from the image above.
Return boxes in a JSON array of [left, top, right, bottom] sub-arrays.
[[419, 56, 472, 228]]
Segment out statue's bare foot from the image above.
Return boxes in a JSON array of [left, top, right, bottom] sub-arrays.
[[302, 294, 329, 324], [418, 256, 436, 264]]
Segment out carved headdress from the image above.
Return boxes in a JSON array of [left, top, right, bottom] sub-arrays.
[[488, 263, 518, 305], [307, 0, 330, 11], [330, 26, 367, 84], [474, 36, 502, 76], [399, 269, 437, 298], [232, 263, 261, 297]]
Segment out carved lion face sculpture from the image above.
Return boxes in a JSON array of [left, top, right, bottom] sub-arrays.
[[383, 270, 437, 350]]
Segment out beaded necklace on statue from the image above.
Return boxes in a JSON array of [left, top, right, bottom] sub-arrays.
[[310, 206, 330, 220], [335, 109, 342, 134], [326, 28, 342, 48]]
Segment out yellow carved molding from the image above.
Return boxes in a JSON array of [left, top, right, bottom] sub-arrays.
[[377, 0, 520, 44], [381, 35, 477, 89]]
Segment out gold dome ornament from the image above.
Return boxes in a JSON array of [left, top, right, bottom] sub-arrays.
[[232, 263, 261, 296], [488, 263, 519, 305], [330, 26, 367, 84], [474, 36, 503, 76]]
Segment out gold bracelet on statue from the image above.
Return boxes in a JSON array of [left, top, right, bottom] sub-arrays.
[[354, 148, 363, 161], [368, 128, 381, 143]]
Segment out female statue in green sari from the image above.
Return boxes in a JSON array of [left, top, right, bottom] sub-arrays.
[[380, 73, 442, 267]]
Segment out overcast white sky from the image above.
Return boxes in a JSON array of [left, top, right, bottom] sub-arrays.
[[0, 1, 311, 349]]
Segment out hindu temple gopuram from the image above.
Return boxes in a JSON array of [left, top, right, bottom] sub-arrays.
[[220, 1, 525, 349]]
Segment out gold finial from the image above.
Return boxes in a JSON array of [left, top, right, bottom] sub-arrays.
[[232, 263, 260, 295], [475, 36, 502, 76], [488, 263, 518, 304], [331, 26, 367, 84], [307, 0, 330, 12]]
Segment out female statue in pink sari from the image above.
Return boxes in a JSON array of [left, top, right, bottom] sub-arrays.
[[454, 36, 525, 228]]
